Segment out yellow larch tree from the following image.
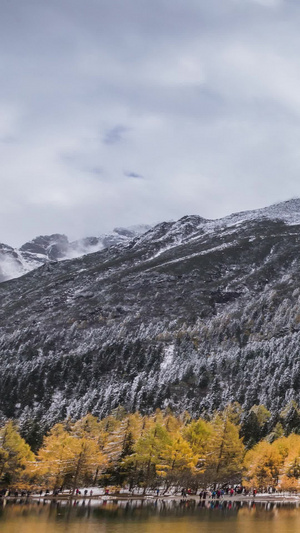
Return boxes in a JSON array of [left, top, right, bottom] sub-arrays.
[[243, 440, 283, 489], [30, 421, 107, 491], [28, 423, 78, 490], [158, 433, 198, 490], [124, 423, 171, 492], [0, 421, 34, 487], [205, 414, 244, 485]]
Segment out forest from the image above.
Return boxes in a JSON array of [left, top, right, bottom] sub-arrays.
[[3, 217, 300, 429], [1, 402, 300, 493]]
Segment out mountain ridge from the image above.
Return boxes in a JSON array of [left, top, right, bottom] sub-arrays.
[[1, 199, 300, 433], [0, 224, 151, 283], [2, 198, 300, 284]]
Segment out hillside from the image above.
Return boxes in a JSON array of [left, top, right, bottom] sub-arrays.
[[1, 199, 300, 432]]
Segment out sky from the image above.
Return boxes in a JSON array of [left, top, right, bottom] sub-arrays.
[[1, 0, 300, 246]]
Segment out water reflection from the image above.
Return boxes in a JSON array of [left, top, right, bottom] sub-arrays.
[[1, 498, 300, 533]]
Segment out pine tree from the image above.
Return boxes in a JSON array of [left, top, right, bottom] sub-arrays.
[[280, 401, 300, 435], [106, 431, 136, 487], [241, 405, 271, 448], [19, 417, 44, 453]]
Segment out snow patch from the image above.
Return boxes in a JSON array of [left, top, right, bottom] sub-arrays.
[[161, 345, 175, 370]]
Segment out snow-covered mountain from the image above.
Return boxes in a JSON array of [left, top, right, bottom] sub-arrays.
[[0, 225, 151, 282], [1, 199, 300, 433], [2, 198, 300, 283]]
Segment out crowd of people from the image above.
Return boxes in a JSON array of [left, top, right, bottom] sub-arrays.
[[0, 485, 263, 501], [178, 485, 254, 500]]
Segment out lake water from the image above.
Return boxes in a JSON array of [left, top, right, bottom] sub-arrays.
[[1, 499, 300, 533]]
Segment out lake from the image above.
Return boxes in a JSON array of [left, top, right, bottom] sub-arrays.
[[1, 499, 300, 533]]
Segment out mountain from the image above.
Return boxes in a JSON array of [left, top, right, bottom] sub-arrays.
[[1, 199, 300, 433], [0, 225, 151, 282]]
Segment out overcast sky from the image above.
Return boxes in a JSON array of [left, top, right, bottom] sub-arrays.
[[1, 0, 300, 246]]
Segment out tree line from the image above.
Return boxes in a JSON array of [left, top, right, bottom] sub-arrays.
[[1, 402, 300, 493]]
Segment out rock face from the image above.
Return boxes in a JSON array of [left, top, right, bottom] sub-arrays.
[[1, 200, 300, 430], [0, 225, 151, 282]]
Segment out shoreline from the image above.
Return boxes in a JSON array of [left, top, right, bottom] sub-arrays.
[[2, 493, 300, 504]]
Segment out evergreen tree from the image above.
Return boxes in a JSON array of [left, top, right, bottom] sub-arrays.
[[280, 401, 300, 435], [241, 405, 271, 448], [19, 417, 44, 453]]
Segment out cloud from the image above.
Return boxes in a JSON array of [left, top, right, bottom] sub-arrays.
[[1, 0, 300, 246], [124, 171, 144, 179], [0, 136, 17, 144], [250, 0, 282, 6], [103, 125, 129, 145], [88, 166, 104, 176]]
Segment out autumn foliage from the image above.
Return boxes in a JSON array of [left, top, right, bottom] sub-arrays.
[[1, 405, 300, 492]]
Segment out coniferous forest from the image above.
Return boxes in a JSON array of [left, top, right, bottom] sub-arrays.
[[1, 404, 300, 493], [2, 208, 300, 434], [2, 206, 300, 496]]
